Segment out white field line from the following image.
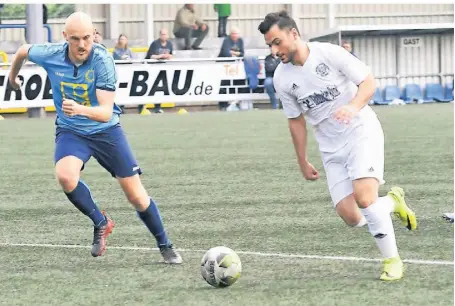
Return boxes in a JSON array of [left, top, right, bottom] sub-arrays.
[[0, 242, 453, 266]]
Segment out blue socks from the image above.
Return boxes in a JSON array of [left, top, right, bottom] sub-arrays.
[[137, 198, 170, 248], [65, 180, 106, 227], [66, 184, 169, 247]]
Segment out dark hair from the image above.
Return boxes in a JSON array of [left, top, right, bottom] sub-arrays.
[[258, 10, 300, 35]]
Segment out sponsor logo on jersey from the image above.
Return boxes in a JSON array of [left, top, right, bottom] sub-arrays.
[[297, 85, 341, 109]]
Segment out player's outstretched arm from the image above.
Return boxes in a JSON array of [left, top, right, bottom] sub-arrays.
[[8, 44, 32, 90], [288, 115, 319, 181]]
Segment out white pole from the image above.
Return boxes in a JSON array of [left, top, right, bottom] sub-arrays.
[[26, 4, 45, 118]]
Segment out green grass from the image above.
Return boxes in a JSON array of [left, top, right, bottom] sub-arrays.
[[0, 104, 453, 306]]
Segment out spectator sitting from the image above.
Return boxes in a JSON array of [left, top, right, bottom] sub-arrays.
[[173, 4, 208, 50], [113, 34, 134, 60], [145, 28, 173, 61], [217, 27, 244, 111], [144, 28, 174, 113], [342, 41, 358, 58], [264, 50, 281, 109], [218, 26, 244, 58], [94, 30, 106, 48]]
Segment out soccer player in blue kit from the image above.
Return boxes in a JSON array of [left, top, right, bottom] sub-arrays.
[[8, 12, 182, 264]]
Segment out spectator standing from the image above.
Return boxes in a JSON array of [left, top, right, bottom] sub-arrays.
[[214, 4, 231, 38]]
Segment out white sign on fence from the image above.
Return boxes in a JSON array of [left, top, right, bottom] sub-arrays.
[[0, 59, 268, 109], [401, 37, 422, 48]]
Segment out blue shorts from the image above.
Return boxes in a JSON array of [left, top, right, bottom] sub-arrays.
[[54, 124, 142, 178]]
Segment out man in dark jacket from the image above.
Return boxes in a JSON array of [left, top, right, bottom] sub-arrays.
[[263, 51, 280, 109], [218, 26, 244, 58], [144, 28, 174, 113]]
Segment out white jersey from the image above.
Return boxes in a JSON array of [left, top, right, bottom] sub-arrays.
[[273, 41, 379, 153]]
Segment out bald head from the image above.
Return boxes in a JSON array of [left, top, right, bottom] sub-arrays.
[[65, 12, 94, 32], [159, 28, 169, 42], [63, 12, 95, 64], [230, 26, 240, 41]]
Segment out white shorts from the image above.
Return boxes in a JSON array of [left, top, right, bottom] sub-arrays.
[[320, 119, 385, 207]]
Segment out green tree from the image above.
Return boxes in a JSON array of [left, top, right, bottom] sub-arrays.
[[0, 4, 75, 20]]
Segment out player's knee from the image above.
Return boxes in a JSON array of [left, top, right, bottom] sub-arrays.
[[353, 178, 379, 208], [56, 169, 79, 192], [354, 192, 377, 208], [126, 192, 149, 210]]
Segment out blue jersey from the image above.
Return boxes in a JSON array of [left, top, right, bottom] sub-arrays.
[[27, 43, 122, 134]]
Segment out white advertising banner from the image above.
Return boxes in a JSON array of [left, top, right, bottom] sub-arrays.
[[0, 59, 268, 108]]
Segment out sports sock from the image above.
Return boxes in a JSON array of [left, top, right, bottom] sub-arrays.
[[354, 216, 367, 228], [65, 180, 106, 227], [137, 198, 170, 248], [361, 197, 399, 259], [380, 195, 396, 214]]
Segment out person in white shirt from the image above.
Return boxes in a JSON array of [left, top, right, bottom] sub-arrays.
[[258, 11, 417, 281]]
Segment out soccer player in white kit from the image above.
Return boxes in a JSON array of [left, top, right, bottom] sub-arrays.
[[258, 11, 417, 281]]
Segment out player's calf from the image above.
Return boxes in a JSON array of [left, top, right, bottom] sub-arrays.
[[56, 157, 106, 228], [335, 194, 367, 227], [354, 177, 402, 279], [118, 175, 183, 264]]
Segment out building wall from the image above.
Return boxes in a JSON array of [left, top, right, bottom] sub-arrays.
[[346, 33, 454, 88], [336, 4, 454, 26], [0, 4, 452, 43], [151, 4, 286, 40]]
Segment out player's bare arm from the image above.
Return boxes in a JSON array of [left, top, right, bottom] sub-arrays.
[[349, 73, 376, 110], [8, 44, 32, 90], [62, 89, 115, 123], [334, 73, 376, 124], [288, 114, 319, 180]]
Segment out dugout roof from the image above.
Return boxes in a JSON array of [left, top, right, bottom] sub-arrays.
[[308, 23, 454, 43]]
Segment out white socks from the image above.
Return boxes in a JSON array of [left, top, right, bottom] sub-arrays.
[[361, 196, 399, 259], [380, 195, 396, 214], [354, 216, 367, 227]]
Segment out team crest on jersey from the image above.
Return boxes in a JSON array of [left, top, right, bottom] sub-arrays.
[[85, 69, 94, 83], [315, 63, 330, 77]]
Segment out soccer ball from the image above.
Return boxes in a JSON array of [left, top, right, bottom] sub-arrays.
[[200, 246, 242, 288]]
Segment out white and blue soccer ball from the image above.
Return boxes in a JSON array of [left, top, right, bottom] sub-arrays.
[[200, 246, 242, 288]]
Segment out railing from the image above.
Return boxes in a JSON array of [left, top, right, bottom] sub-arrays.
[[0, 24, 53, 42], [376, 73, 454, 85], [0, 52, 8, 64], [0, 56, 264, 66], [107, 47, 149, 54]]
